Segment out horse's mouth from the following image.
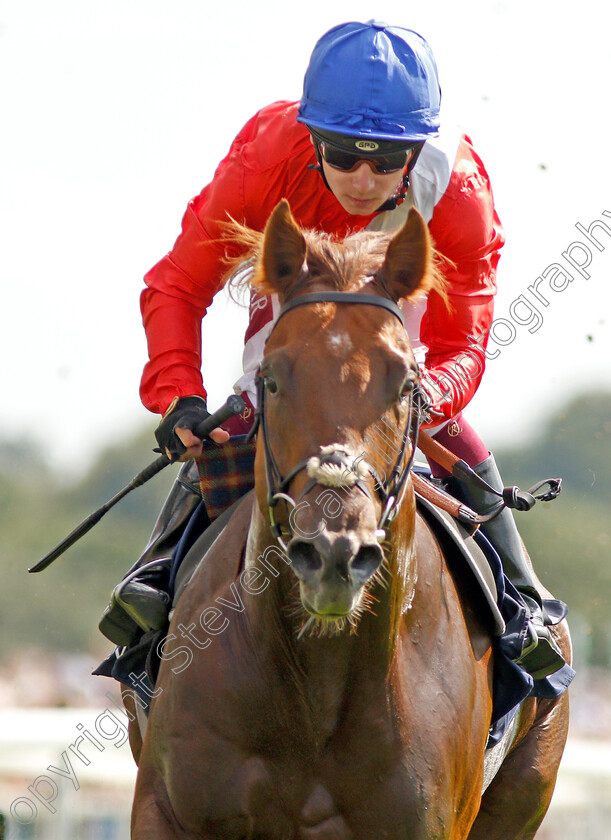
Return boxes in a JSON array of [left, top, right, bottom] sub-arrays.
[[296, 588, 372, 638], [300, 586, 362, 620], [305, 607, 349, 620]]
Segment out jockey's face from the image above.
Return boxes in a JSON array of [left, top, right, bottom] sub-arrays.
[[322, 158, 404, 216]]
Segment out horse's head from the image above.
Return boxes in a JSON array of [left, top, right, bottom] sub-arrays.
[[239, 200, 439, 630]]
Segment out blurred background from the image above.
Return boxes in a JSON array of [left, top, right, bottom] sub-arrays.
[[1, 0, 610, 837]]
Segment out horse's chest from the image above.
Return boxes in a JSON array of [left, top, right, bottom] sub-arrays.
[[213, 756, 354, 840], [163, 676, 457, 838], [177, 745, 434, 840]]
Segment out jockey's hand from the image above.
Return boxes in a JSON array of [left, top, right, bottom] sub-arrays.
[[155, 396, 230, 462]]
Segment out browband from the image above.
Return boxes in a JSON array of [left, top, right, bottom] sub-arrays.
[[275, 292, 405, 329]]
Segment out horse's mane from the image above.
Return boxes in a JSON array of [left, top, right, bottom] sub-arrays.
[[222, 219, 448, 303]]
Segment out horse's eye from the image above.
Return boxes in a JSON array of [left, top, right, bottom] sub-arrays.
[[264, 375, 278, 395], [399, 372, 418, 401]]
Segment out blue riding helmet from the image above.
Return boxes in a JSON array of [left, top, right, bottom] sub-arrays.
[[297, 20, 441, 143]]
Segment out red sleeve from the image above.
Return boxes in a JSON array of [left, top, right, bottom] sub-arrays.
[[139, 103, 311, 415], [139, 145, 249, 414], [420, 135, 504, 424]]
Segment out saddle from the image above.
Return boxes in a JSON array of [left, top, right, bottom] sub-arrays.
[[415, 490, 504, 635]]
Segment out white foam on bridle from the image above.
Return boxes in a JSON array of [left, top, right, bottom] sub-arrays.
[[306, 444, 372, 488]]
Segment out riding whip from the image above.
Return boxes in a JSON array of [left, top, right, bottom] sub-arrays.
[[29, 394, 245, 573]]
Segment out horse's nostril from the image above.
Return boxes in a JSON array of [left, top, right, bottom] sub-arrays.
[[350, 544, 383, 585], [288, 540, 323, 580]]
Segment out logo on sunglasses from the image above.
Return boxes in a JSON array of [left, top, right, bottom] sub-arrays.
[[355, 140, 379, 151]]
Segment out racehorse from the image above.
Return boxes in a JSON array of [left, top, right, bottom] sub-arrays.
[[127, 201, 570, 839]]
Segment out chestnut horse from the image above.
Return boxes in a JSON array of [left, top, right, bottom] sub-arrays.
[[128, 202, 570, 839]]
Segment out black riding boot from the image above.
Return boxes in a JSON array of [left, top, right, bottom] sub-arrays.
[[448, 454, 566, 680], [98, 460, 203, 646]]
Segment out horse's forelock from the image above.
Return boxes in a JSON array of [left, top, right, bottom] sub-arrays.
[[222, 219, 445, 309], [224, 224, 398, 295], [305, 231, 391, 292]]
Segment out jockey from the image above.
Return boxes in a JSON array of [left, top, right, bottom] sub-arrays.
[[99, 20, 566, 679]]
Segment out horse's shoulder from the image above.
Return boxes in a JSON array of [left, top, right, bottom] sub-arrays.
[[176, 492, 254, 611]]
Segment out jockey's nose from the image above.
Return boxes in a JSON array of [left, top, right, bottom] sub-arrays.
[[350, 161, 376, 192]]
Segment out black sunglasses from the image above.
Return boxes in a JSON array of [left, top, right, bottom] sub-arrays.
[[318, 140, 415, 174]]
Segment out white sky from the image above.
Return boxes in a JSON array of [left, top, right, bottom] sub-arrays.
[[1, 0, 610, 475]]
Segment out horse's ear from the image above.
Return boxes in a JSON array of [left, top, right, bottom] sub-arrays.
[[379, 208, 435, 301], [260, 199, 307, 300]]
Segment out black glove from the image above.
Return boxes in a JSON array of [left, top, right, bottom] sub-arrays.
[[154, 396, 211, 461]]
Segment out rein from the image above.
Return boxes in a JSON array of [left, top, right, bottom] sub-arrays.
[[417, 430, 563, 522], [251, 291, 422, 551]]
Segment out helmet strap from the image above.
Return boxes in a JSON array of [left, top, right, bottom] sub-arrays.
[[374, 171, 410, 213], [307, 138, 332, 191], [375, 142, 425, 212]]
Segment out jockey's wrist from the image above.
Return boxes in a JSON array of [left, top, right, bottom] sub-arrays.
[[161, 394, 207, 419], [155, 396, 211, 461]]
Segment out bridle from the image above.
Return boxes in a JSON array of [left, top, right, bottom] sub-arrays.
[[249, 291, 426, 551]]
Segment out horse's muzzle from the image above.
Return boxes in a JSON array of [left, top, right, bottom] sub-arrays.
[[287, 530, 383, 616]]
